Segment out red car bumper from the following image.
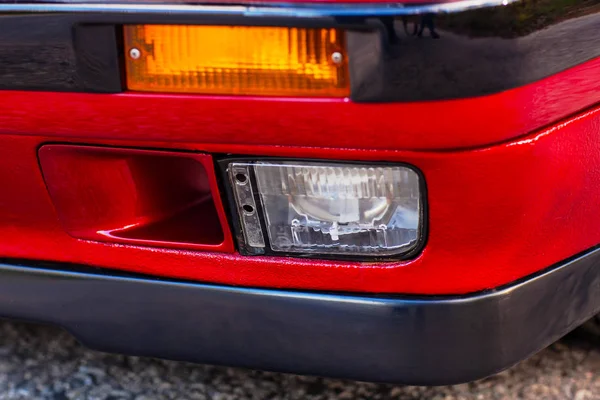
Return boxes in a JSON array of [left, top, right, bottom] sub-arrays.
[[1, 88, 600, 294], [1, 0, 600, 384]]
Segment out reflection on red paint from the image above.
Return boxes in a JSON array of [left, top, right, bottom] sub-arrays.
[[2, 57, 600, 152]]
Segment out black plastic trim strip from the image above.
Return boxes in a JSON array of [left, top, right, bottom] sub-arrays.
[[73, 24, 123, 93], [0, 246, 599, 385]]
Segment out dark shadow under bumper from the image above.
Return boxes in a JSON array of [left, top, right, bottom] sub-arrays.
[[0, 248, 599, 385]]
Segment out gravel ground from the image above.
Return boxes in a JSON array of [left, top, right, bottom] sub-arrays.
[[0, 320, 598, 400]]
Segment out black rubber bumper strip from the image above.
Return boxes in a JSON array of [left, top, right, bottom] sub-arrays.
[[0, 248, 600, 385]]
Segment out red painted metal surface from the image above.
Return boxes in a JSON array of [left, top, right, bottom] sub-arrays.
[[1, 56, 600, 152], [1, 56, 600, 294], [38, 145, 234, 252], [0, 95, 599, 293]]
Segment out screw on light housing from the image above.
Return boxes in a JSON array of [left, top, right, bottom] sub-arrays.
[[331, 52, 343, 65], [129, 48, 141, 60]]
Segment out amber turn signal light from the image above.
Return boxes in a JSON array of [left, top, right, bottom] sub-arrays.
[[123, 25, 350, 97]]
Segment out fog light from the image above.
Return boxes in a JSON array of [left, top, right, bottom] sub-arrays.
[[227, 160, 423, 258]]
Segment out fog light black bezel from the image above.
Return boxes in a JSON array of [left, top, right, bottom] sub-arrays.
[[216, 156, 428, 261]]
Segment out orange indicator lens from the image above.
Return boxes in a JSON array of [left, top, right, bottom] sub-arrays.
[[124, 25, 350, 97]]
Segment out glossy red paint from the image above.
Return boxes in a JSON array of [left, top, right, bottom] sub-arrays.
[[2, 57, 600, 152], [0, 101, 599, 293], [38, 145, 234, 252]]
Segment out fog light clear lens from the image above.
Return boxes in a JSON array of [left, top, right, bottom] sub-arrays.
[[228, 160, 422, 258]]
